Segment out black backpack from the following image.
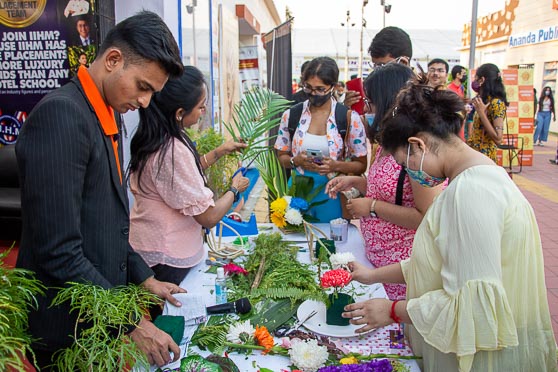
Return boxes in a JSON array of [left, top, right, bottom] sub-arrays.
[[287, 102, 349, 145]]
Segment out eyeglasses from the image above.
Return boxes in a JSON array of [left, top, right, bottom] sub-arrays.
[[368, 55, 409, 69], [302, 84, 333, 96], [428, 68, 446, 74], [364, 97, 372, 111]]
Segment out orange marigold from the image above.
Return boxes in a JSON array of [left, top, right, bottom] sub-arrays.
[[254, 325, 274, 353]]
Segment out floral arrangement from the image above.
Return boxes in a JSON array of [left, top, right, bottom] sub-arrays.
[[288, 339, 329, 372], [320, 269, 352, 297], [318, 358, 393, 372], [269, 175, 327, 232], [226, 320, 275, 353], [270, 195, 309, 230]]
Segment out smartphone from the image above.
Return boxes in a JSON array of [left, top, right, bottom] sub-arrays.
[[345, 77, 366, 115], [306, 149, 324, 164]]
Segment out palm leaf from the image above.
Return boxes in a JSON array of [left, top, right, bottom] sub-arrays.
[[255, 150, 288, 201], [223, 87, 291, 160]]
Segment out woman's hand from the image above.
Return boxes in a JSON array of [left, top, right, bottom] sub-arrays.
[[141, 276, 186, 307], [346, 197, 372, 219], [316, 157, 337, 175], [326, 176, 354, 198], [347, 260, 376, 284], [218, 141, 247, 156], [471, 96, 488, 115], [293, 151, 318, 171], [231, 173, 249, 193], [342, 298, 393, 333]]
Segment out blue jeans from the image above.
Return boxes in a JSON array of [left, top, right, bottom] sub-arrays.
[[288, 170, 341, 223], [534, 111, 552, 143]]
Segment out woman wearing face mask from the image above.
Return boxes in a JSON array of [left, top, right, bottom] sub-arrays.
[[275, 57, 367, 222], [128, 65, 249, 287], [533, 86, 556, 147], [466, 63, 508, 162], [325, 63, 443, 300], [343, 75, 557, 372]]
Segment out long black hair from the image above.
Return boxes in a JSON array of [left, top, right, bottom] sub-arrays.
[[539, 86, 555, 113], [476, 63, 509, 106], [380, 74, 464, 153], [128, 65, 207, 191], [363, 63, 414, 143]]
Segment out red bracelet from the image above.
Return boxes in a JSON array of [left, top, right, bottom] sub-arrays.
[[390, 300, 402, 323]]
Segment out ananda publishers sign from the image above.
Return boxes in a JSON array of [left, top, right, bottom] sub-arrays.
[[509, 26, 558, 48]]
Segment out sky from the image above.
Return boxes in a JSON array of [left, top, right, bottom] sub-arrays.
[[273, 0, 506, 31]]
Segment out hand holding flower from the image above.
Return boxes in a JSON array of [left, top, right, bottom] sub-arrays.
[[347, 261, 375, 285]]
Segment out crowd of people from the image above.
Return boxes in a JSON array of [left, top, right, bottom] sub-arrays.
[[13, 10, 557, 372]]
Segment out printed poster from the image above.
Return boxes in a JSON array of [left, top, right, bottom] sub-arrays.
[[0, 0, 98, 145]]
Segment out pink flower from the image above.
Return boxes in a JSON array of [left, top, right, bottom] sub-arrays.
[[223, 263, 248, 276], [320, 269, 352, 289], [280, 337, 292, 348]]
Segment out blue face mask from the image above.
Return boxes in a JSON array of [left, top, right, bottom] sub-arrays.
[[405, 144, 446, 187], [364, 113, 375, 127]]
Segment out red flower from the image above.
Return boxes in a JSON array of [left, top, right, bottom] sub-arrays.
[[223, 263, 248, 276], [320, 269, 352, 289]]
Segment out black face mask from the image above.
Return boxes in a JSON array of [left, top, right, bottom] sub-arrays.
[[308, 92, 332, 107], [460, 74, 468, 83]]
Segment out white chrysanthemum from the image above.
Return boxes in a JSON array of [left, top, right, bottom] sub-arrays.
[[288, 339, 328, 372], [329, 252, 356, 269], [284, 207, 303, 225], [226, 320, 255, 344]]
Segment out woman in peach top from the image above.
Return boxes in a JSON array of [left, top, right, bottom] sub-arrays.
[[128, 66, 249, 286]]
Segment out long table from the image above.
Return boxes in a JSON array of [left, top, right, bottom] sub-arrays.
[[147, 223, 420, 372]]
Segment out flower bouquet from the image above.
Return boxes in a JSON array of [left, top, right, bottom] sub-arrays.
[[269, 175, 327, 234], [320, 268, 354, 326]]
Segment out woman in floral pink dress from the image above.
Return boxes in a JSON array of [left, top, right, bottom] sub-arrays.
[[326, 64, 444, 300]]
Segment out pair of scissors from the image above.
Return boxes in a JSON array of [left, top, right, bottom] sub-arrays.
[[232, 157, 257, 178], [274, 310, 318, 337]]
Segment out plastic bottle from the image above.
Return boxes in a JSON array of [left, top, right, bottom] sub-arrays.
[[215, 267, 228, 304]]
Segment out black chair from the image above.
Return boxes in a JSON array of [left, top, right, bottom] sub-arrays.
[[0, 144, 21, 240], [498, 134, 523, 174]]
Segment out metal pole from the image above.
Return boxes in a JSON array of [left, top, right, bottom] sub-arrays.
[[344, 10, 350, 82], [358, 1, 367, 79], [467, 0, 479, 99], [381, 0, 385, 28], [192, 5, 197, 66]]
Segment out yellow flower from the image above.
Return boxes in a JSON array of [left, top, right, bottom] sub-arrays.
[[270, 197, 288, 214], [270, 211, 287, 228], [340, 356, 358, 364]]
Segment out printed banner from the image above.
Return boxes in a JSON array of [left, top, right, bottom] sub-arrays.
[[0, 0, 98, 145], [238, 45, 260, 98], [497, 68, 534, 167]]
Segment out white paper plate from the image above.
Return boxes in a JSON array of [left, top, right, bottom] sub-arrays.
[[297, 299, 375, 338]]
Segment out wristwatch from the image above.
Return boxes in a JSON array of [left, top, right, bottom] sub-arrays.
[[369, 199, 377, 218], [229, 186, 240, 203], [289, 157, 296, 169]]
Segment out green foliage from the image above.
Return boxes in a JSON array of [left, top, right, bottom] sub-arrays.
[[227, 233, 324, 304], [245, 298, 298, 332], [186, 127, 239, 198], [249, 287, 326, 306], [223, 87, 291, 161], [0, 248, 44, 371], [51, 282, 160, 371], [254, 149, 288, 202]]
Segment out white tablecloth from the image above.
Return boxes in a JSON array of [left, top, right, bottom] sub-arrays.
[[148, 223, 420, 372]]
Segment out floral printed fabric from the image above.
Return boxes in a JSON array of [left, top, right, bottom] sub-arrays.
[[273, 99, 367, 174], [360, 147, 415, 300], [467, 97, 506, 162]]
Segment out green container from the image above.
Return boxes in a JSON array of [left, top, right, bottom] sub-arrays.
[[326, 293, 354, 326], [314, 238, 336, 258]]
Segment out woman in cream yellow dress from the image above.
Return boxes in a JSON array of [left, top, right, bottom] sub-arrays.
[[343, 75, 557, 372]]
